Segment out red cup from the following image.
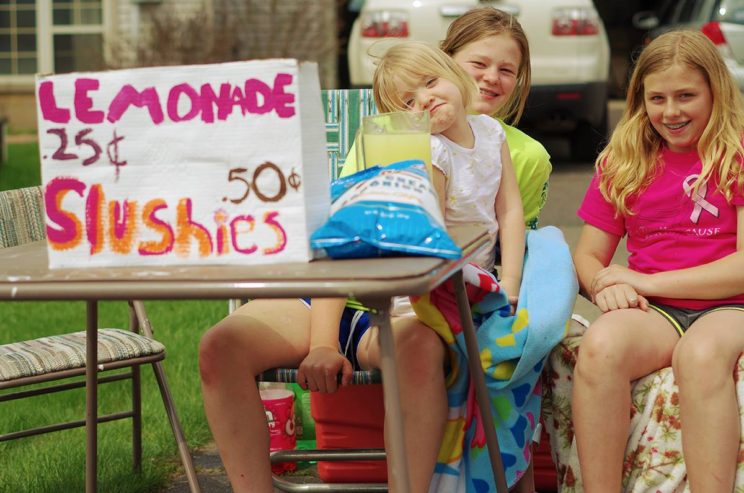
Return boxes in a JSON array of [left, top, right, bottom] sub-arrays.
[[260, 388, 297, 474]]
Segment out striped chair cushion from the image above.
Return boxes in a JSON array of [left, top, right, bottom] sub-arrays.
[[0, 328, 165, 381], [0, 185, 46, 249], [259, 367, 381, 385], [322, 89, 377, 180]]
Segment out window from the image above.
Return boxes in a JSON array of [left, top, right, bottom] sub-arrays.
[[0, 0, 38, 75], [51, 0, 104, 73], [0, 0, 105, 81]]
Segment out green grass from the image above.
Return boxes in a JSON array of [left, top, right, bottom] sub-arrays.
[[0, 300, 227, 492], [0, 142, 40, 191], [0, 143, 226, 491]]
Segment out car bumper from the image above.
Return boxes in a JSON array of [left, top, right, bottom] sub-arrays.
[[521, 81, 608, 131]]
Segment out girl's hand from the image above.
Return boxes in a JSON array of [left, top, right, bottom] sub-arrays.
[[499, 277, 520, 315], [594, 283, 649, 312], [297, 346, 352, 393], [591, 265, 651, 297]]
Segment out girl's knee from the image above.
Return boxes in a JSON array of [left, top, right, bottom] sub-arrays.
[[673, 337, 731, 390], [395, 321, 445, 379], [575, 323, 627, 382], [199, 322, 254, 385], [396, 321, 443, 357]]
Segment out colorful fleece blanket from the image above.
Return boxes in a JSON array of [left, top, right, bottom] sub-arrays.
[[411, 226, 578, 491]]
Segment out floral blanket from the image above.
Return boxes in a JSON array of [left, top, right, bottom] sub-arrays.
[[412, 226, 577, 491], [543, 317, 744, 492]]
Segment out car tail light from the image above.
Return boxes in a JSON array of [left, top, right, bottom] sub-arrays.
[[701, 21, 726, 45], [360, 10, 409, 38], [552, 8, 600, 36], [700, 20, 736, 60]]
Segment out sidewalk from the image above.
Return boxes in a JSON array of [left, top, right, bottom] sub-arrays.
[[6, 133, 37, 144], [164, 442, 326, 493], [164, 443, 231, 493]]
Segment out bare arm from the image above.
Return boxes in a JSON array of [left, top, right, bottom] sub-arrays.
[[495, 141, 525, 303], [573, 223, 621, 297], [297, 297, 352, 392], [574, 223, 650, 312], [309, 298, 346, 350], [593, 206, 744, 300], [432, 166, 447, 218]]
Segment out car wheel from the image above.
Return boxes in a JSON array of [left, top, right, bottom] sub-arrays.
[[570, 110, 608, 162]]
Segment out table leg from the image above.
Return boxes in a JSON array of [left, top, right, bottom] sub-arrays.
[[364, 297, 411, 493], [452, 270, 509, 493], [86, 300, 98, 493]]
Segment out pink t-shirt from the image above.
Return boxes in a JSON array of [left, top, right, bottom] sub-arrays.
[[578, 146, 744, 309]]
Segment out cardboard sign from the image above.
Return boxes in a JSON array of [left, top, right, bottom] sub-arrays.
[[36, 59, 330, 268]]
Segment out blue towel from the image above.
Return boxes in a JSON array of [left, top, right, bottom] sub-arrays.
[[412, 226, 578, 491]]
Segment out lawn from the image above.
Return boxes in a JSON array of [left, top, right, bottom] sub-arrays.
[[0, 141, 40, 190], [0, 142, 227, 491]]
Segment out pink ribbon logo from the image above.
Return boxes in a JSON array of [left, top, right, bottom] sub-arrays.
[[683, 174, 719, 223]]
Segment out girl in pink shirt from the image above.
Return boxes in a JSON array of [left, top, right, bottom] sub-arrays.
[[573, 30, 744, 492]]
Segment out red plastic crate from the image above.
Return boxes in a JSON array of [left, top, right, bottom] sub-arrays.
[[312, 385, 559, 490], [310, 383, 387, 483]]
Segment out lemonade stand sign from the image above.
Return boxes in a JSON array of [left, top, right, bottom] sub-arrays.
[[36, 59, 330, 269]]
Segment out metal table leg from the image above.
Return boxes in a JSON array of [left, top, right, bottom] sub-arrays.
[[364, 297, 411, 493], [452, 271, 509, 493], [86, 300, 98, 493]]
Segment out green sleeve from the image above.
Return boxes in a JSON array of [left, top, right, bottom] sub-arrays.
[[501, 122, 553, 229]]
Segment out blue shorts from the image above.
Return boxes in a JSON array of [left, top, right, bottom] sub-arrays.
[[301, 298, 371, 370], [650, 303, 744, 337]]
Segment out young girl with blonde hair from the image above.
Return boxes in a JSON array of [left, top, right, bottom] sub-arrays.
[[573, 29, 744, 492], [372, 41, 525, 299]]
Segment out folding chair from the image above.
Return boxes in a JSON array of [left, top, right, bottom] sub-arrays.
[[0, 185, 199, 491]]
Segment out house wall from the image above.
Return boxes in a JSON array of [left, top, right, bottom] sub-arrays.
[[0, 92, 36, 132]]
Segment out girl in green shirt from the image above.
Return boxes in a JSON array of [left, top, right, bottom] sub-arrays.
[[443, 7, 552, 231]]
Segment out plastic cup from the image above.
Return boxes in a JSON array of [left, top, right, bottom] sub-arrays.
[[260, 388, 297, 474]]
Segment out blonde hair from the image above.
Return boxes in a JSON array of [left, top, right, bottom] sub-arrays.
[[599, 29, 744, 215], [372, 41, 477, 114], [440, 7, 531, 124]]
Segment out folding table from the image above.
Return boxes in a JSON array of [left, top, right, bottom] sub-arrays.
[[0, 224, 508, 493]]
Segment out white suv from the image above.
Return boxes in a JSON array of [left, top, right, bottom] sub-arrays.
[[347, 0, 611, 160]]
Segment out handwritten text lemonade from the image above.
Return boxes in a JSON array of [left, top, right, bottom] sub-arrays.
[[36, 62, 324, 265]]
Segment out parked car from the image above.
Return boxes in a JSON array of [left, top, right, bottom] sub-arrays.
[[632, 0, 744, 92], [347, 0, 611, 160]]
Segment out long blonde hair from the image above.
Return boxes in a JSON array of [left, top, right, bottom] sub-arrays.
[[440, 7, 531, 124], [372, 41, 477, 114], [599, 29, 744, 215]]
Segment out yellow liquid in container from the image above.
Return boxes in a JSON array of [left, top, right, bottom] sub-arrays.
[[362, 132, 432, 177]]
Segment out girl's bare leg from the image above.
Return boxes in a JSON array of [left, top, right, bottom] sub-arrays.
[[673, 309, 744, 493], [358, 316, 448, 493], [572, 308, 678, 492], [198, 299, 311, 493]]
